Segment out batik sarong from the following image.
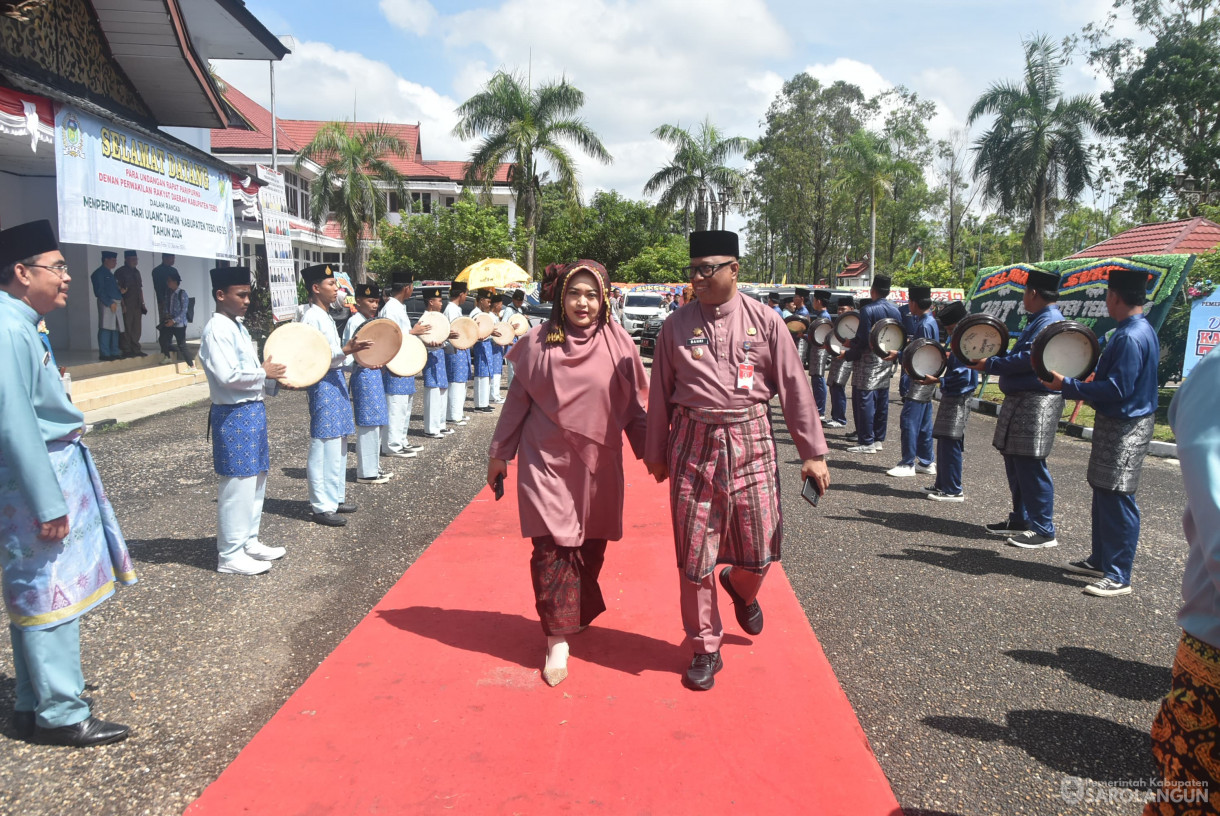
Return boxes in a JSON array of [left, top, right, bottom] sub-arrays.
[[829, 358, 853, 387], [530, 536, 607, 635], [1088, 413, 1155, 494], [423, 348, 448, 389], [1146, 631, 1220, 816], [472, 338, 493, 378], [210, 401, 269, 477], [308, 369, 355, 439], [933, 394, 971, 441], [0, 438, 136, 630], [382, 368, 415, 396], [350, 366, 389, 427], [668, 403, 781, 583], [992, 390, 1063, 459], [490, 342, 505, 375], [444, 348, 471, 383]]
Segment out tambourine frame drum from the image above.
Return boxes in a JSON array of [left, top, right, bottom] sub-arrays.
[[490, 322, 515, 347], [832, 312, 860, 343], [809, 318, 833, 347], [826, 333, 846, 355], [263, 322, 331, 389], [507, 313, 530, 337], [448, 316, 480, 351], [415, 312, 451, 345], [1031, 321, 1100, 382], [950, 313, 1009, 363], [352, 317, 402, 368], [902, 337, 948, 379], [785, 315, 811, 335], [870, 318, 907, 357], [473, 313, 495, 339], [386, 333, 428, 377]]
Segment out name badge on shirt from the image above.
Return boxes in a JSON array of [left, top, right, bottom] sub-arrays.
[[686, 337, 708, 347], [42, 351, 51, 367], [736, 363, 755, 390]]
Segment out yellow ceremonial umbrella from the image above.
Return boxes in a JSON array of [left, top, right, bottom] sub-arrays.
[[455, 258, 530, 290]]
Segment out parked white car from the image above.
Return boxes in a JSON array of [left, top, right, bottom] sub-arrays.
[[621, 291, 669, 337]]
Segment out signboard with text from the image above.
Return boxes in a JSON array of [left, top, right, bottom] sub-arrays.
[[54, 105, 236, 259], [256, 165, 297, 322], [1184, 293, 1220, 378]]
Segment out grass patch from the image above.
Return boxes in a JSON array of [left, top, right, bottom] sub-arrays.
[[974, 381, 1177, 443], [89, 420, 131, 434]]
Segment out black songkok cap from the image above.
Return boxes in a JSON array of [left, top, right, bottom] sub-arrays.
[[512, 289, 525, 300], [909, 284, 932, 301], [873, 274, 892, 290], [210, 266, 251, 291], [355, 282, 380, 299], [840, 295, 855, 307], [1108, 266, 1152, 291], [449, 281, 468, 297], [1024, 268, 1060, 292], [301, 264, 334, 288], [391, 270, 414, 285], [938, 300, 967, 326], [424, 287, 444, 301], [124, 249, 138, 258], [101, 251, 117, 260], [814, 289, 831, 303], [476, 288, 494, 300], [795, 287, 810, 299], [689, 230, 739, 259], [0, 220, 57, 266], [501, 293, 514, 306], [767, 292, 780, 303]]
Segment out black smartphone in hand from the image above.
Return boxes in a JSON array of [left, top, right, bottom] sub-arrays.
[[801, 476, 822, 507], [493, 473, 505, 501]]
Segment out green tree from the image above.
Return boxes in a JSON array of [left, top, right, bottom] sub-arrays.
[[834, 128, 918, 280], [535, 187, 680, 276], [616, 234, 690, 283], [967, 34, 1100, 262], [295, 121, 411, 282], [453, 71, 612, 279], [367, 193, 522, 280], [643, 118, 752, 232]]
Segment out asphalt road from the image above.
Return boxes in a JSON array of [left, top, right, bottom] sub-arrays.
[[0, 377, 1189, 816]]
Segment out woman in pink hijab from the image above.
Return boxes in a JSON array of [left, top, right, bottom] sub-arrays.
[[487, 260, 648, 686]]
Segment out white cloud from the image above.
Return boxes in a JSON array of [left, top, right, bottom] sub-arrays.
[[804, 58, 965, 143], [379, 0, 437, 36]]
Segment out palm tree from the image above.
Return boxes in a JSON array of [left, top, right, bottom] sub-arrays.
[[453, 71, 611, 278], [834, 128, 916, 283], [643, 119, 751, 233], [967, 34, 1100, 262], [296, 122, 410, 281]]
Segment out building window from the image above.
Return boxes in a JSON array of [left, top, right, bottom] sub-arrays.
[[284, 171, 311, 219], [445, 196, 455, 207], [388, 192, 401, 212], [411, 192, 432, 214]]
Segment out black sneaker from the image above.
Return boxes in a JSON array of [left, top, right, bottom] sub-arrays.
[[1065, 559, 1104, 579], [683, 652, 723, 691], [845, 432, 858, 442], [312, 511, 347, 527], [985, 519, 1028, 536]]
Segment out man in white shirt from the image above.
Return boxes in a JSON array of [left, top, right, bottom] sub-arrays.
[[342, 282, 392, 484], [197, 267, 287, 575], [378, 270, 423, 457], [443, 282, 470, 427], [468, 288, 495, 412]]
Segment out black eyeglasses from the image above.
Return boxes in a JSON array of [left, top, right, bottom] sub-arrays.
[[686, 261, 734, 279], [25, 263, 70, 279]]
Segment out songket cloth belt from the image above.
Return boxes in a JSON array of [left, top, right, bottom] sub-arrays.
[[308, 369, 356, 439], [210, 401, 270, 477], [667, 403, 781, 583], [349, 366, 389, 427], [808, 346, 829, 375], [423, 348, 448, 389], [829, 358, 853, 387], [0, 438, 136, 630], [933, 394, 971, 441], [444, 347, 471, 383], [382, 368, 415, 396], [905, 381, 937, 403], [1088, 413, 1155, 494], [992, 391, 1063, 459], [1148, 631, 1220, 814], [852, 349, 896, 391]]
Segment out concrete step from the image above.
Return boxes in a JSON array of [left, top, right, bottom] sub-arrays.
[[74, 367, 206, 413], [73, 360, 199, 400], [66, 355, 159, 381]]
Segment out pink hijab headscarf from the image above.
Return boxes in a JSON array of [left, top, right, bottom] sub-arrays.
[[506, 261, 648, 469]]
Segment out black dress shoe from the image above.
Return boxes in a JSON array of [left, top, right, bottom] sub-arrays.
[[35, 716, 129, 747], [311, 511, 347, 527], [683, 651, 723, 691], [13, 710, 34, 739], [336, 503, 358, 514], [718, 566, 764, 635]]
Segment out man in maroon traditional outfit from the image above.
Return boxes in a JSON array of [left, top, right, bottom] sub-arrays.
[[645, 230, 831, 691]]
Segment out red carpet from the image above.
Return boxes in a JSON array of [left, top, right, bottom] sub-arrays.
[[186, 454, 900, 815]]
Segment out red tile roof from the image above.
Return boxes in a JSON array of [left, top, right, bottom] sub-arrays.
[[211, 81, 511, 185], [838, 259, 870, 278], [1070, 217, 1220, 259]]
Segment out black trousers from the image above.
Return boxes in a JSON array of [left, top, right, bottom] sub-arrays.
[[162, 326, 192, 364]]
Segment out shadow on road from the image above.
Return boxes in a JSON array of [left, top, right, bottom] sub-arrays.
[[127, 536, 216, 571], [826, 510, 984, 540], [877, 544, 1085, 586], [260, 497, 314, 522], [279, 467, 306, 480], [922, 709, 1154, 782], [1006, 647, 1172, 702], [377, 606, 750, 676], [833, 481, 925, 500]]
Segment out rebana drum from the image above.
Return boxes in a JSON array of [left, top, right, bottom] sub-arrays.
[[507, 313, 530, 337], [263, 322, 331, 388], [951, 313, 1009, 363], [832, 312, 860, 342], [352, 317, 402, 368], [785, 314, 811, 336], [386, 333, 428, 377], [473, 313, 495, 339], [1031, 321, 1100, 382], [448, 316, 480, 350], [490, 322, 515, 346], [809, 318, 833, 348], [870, 318, 906, 357], [415, 312, 451, 345], [902, 337, 948, 379]]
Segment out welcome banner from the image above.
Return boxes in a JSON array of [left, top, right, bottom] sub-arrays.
[[55, 105, 237, 259]]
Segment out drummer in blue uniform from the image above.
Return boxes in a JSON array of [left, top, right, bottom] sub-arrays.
[[469, 288, 495, 413], [809, 290, 832, 419], [342, 282, 393, 485], [926, 301, 978, 502], [846, 275, 901, 454], [379, 271, 423, 458], [1044, 266, 1160, 596], [300, 264, 371, 527], [888, 284, 938, 478], [966, 268, 1065, 549], [826, 296, 855, 429], [421, 287, 451, 438]]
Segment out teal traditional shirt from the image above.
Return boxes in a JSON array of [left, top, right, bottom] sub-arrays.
[[0, 291, 83, 523]]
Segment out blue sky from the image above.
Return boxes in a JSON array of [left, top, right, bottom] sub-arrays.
[[215, 0, 1135, 205]]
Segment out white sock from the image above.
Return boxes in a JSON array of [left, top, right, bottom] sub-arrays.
[[545, 635, 569, 670]]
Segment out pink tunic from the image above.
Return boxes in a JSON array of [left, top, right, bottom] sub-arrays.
[[489, 323, 648, 548]]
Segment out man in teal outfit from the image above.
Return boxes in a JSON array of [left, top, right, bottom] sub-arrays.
[[0, 220, 135, 746]]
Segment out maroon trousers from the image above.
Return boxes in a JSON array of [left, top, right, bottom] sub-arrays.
[[530, 536, 607, 635]]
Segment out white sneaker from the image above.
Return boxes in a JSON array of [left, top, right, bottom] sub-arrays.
[[218, 551, 272, 575], [886, 464, 917, 478], [874, 443, 884, 452], [357, 474, 391, 484], [453, 417, 469, 425], [915, 462, 937, 475], [440, 428, 455, 435], [926, 490, 965, 503], [847, 444, 879, 454], [245, 541, 286, 561], [160, 355, 173, 365], [381, 449, 415, 458]]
